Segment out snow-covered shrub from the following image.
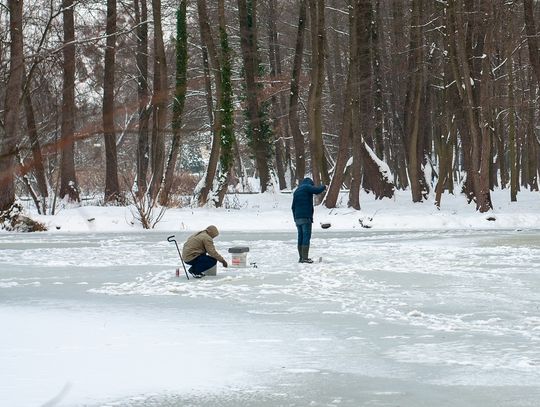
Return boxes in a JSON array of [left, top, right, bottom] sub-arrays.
[[0, 203, 47, 232]]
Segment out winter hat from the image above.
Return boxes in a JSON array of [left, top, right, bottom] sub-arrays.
[[206, 225, 219, 238]]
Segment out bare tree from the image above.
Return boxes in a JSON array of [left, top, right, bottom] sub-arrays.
[[348, 0, 393, 209], [160, 0, 188, 206], [103, 0, 121, 203], [59, 0, 79, 202], [148, 0, 168, 201], [195, 0, 222, 206], [508, 62, 519, 201], [523, 0, 540, 190], [371, 0, 384, 159], [447, 0, 492, 212], [0, 0, 24, 212], [307, 0, 329, 186], [403, 0, 428, 203], [214, 0, 236, 206], [237, 0, 272, 192], [288, 0, 307, 185], [3, 0, 540, 215], [134, 0, 151, 197], [267, 0, 288, 190], [23, 71, 49, 214], [524, 0, 540, 84], [324, 2, 354, 209], [348, 0, 367, 209]]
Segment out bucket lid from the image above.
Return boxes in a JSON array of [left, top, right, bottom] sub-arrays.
[[228, 246, 249, 253]]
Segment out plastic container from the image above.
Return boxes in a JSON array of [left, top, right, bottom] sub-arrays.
[[228, 247, 250, 268], [205, 264, 217, 276]]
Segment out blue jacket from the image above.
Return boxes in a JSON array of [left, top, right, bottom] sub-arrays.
[[291, 178, 326, 221]]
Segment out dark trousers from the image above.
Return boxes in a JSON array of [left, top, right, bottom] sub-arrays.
[[186, 254, 217, 275], [295, 220, 312, 247]]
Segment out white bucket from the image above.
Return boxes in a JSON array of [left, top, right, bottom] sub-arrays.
[[230, 252, 247, 268], [228, 246, 250, 268]]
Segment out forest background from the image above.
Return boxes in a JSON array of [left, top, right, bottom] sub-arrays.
[[1, 0, 540, 230]]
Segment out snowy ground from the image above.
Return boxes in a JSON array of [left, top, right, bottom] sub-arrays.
[[1, 190, 540, 406], [21, 189, 540, 233]]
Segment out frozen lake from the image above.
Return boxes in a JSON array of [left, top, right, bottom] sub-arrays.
[[1, 229, 540, 406]]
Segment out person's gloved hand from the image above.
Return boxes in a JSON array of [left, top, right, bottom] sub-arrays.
[[221, 260, 228, 268]]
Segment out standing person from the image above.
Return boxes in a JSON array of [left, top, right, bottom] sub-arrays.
[[292, 177, 326, 263], [182, 225, 228, 277]]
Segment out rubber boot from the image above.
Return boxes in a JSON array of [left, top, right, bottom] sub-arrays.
[[300, 246, 313, 263], [297, 245, 303, 263]]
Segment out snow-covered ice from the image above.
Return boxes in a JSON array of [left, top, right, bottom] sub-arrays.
[[1, 226, 540, 406], [1, 190, 540, 406]]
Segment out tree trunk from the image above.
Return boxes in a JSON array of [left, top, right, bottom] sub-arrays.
[[508, 63, 518, 201], [0, 0, 24, 211], [271, 0, 294, 188], [446, 0, 474, 202], [324, 12, 354, 209], [388, 0, 409, 190], [524, 0, 540, 85], [288, 0, 307, 185], [59, 0, 80, 202], [448, 0, 492, 212], [215, 0, 236, 206], [196, 0, 222, 205], [523, 0, 540, 191], [160, 1, 188, 207], [103, 0, 120, 203], [360, 142, 394, 199], [23, 75, 48, 214], [348, 0, 366, 210], [403, 0, 427, 203], [134, 0, 150, 197], [371, 0, 384, 160], [237, 0, 272, 192], [148, 0, 168, 201], [434, 46, 455, 208], [496, 124, 508, 189], [348, 0, 394, 206], [325, 0, 343, 129], [476, 0, 494, 211], [267, 0, 287, 190], [307, 0, 329, 186], [526, 94, 538, 190], [324, 84, 352, 208]]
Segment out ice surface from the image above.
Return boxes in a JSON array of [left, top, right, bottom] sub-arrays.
[[1, 229, 540, 406]]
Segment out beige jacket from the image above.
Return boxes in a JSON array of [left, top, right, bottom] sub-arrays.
[[182, 225, 225, 263]]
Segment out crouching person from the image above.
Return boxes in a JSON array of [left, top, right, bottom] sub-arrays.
[[182, 225, 228, 277]]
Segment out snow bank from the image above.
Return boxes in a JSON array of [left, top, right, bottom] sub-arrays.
[[21, 189, 540, 233]]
